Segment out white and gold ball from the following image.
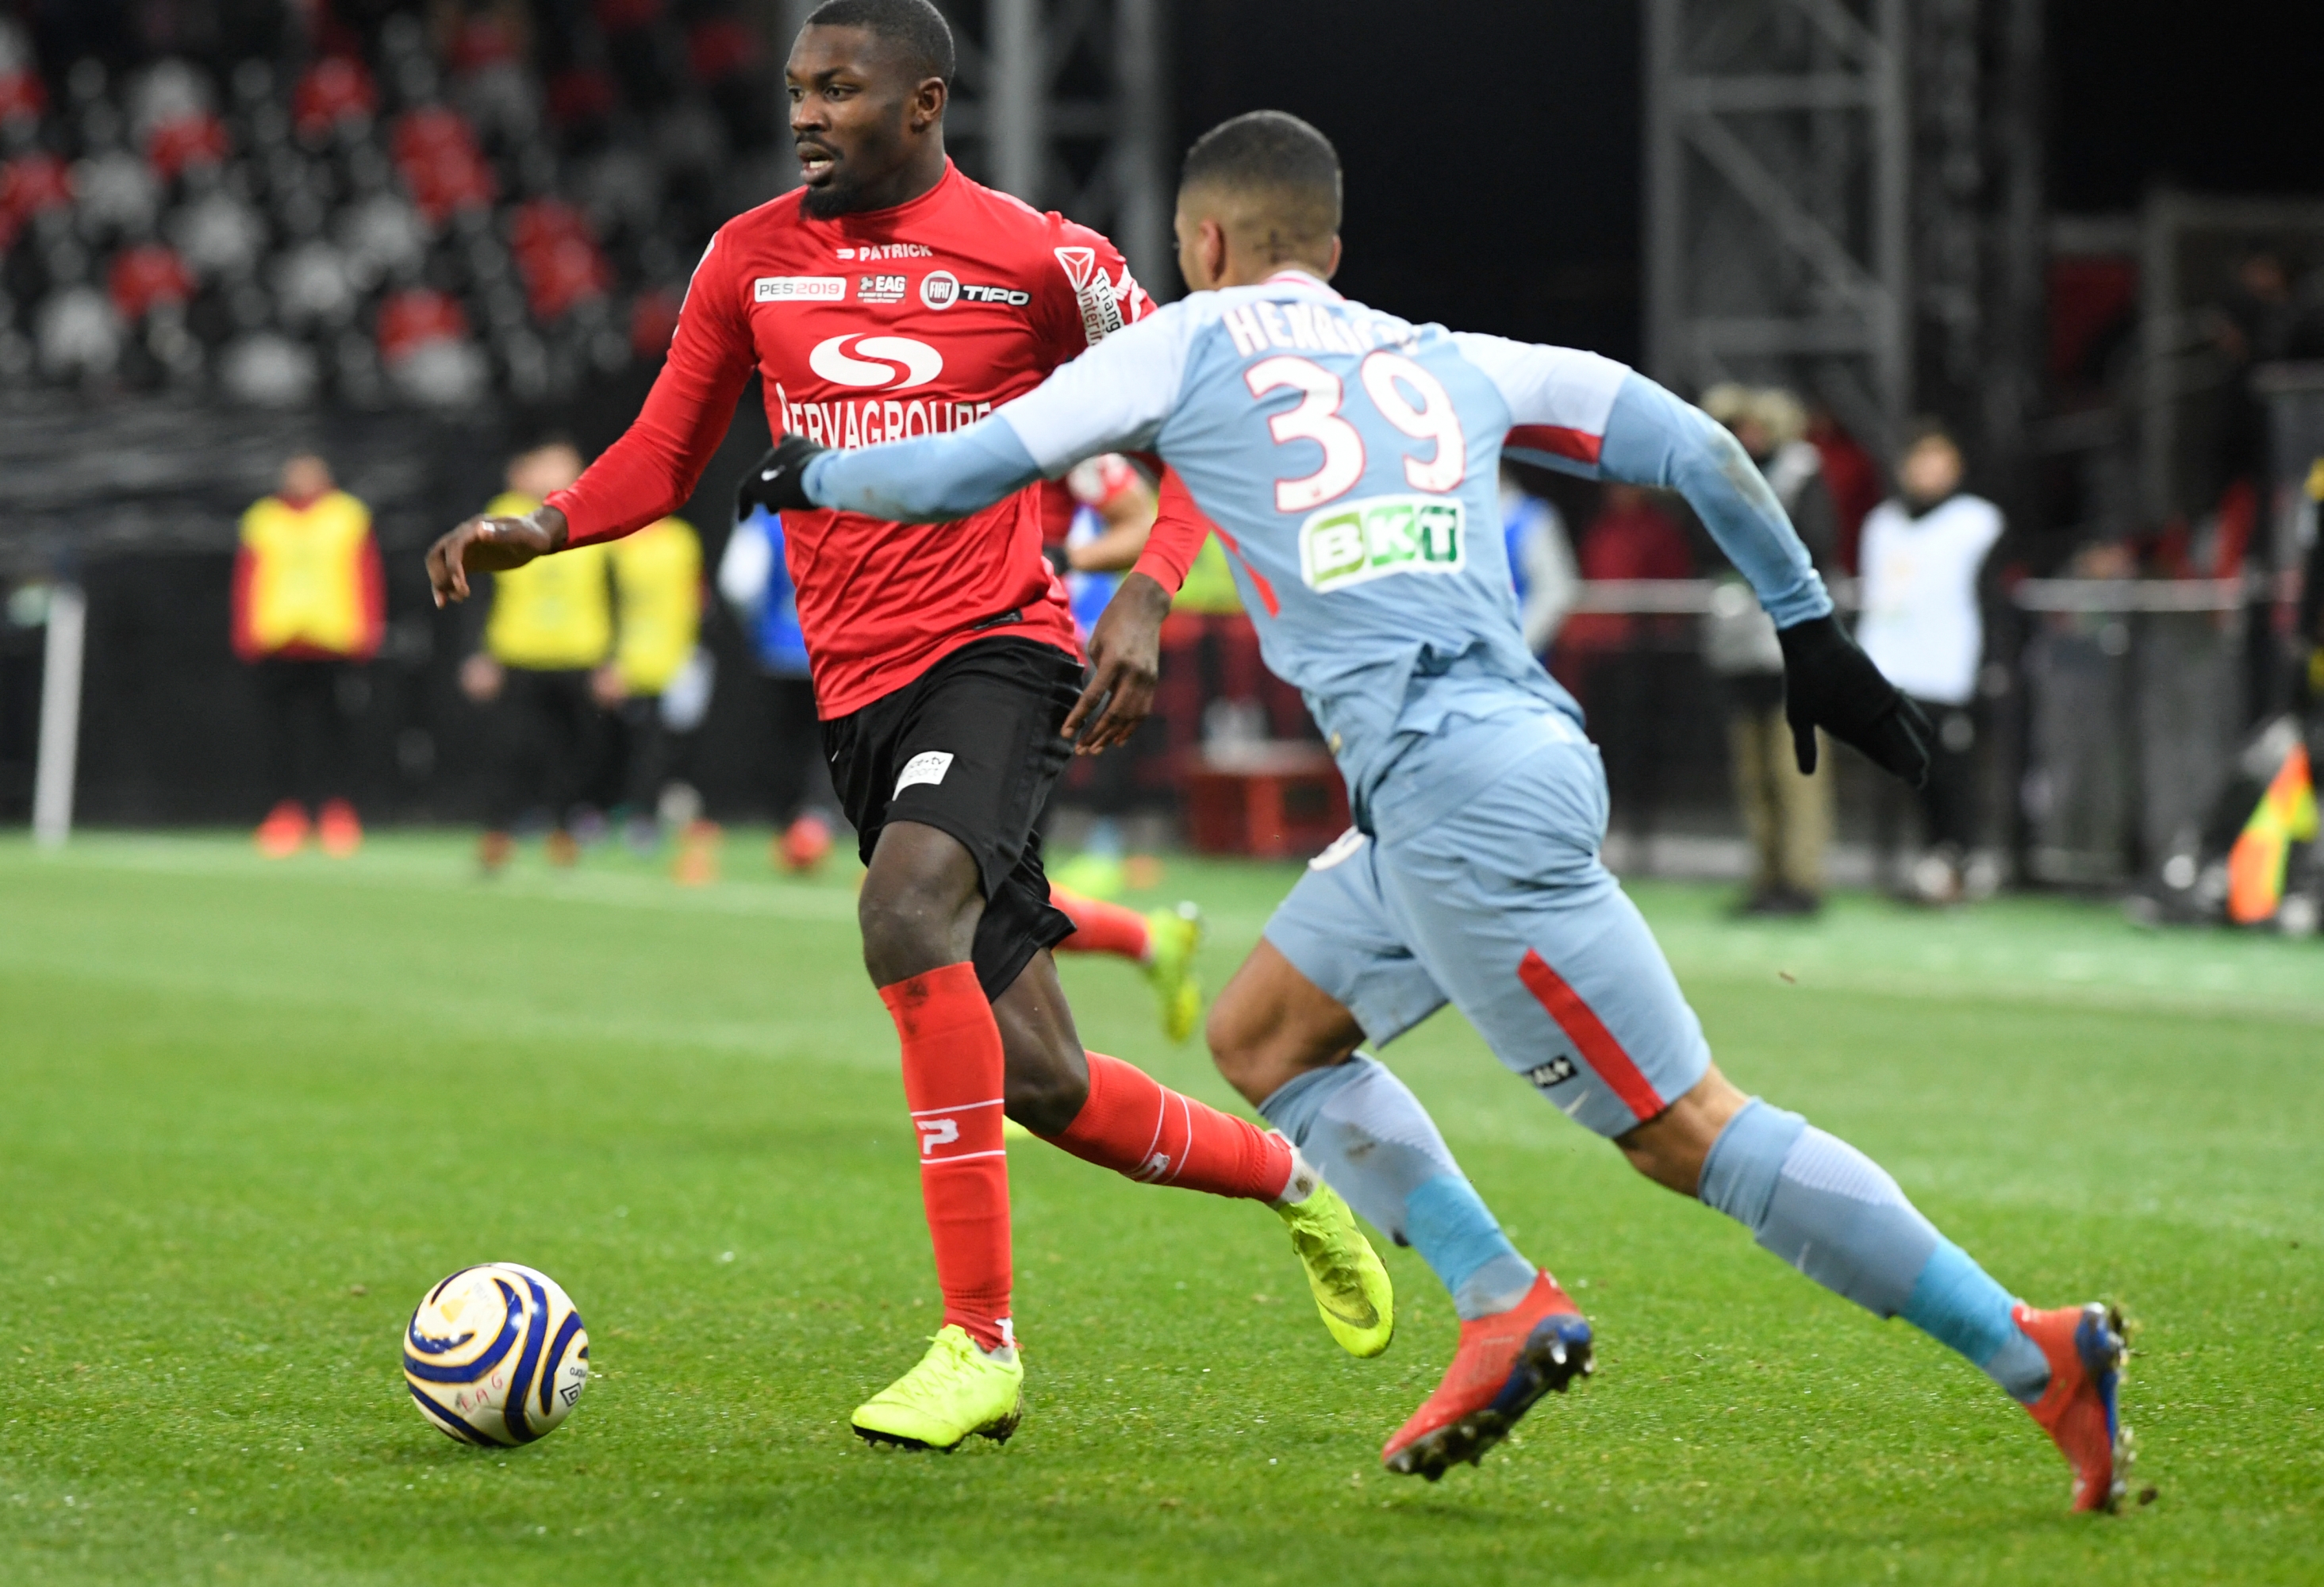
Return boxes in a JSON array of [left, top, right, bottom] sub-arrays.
[[403, 1263, 590, 1446]]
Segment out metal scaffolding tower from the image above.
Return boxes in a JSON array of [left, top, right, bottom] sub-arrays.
[[777, 0, 1174, 296], [1644, 0, 1911, 451]]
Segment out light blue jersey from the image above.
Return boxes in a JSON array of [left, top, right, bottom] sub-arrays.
[[804, 268, 1830, 823], [803, 276, 2055, 1404], [805, 269, 1834, 1132]]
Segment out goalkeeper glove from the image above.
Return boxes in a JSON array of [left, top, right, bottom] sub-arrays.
[[1776, 613, 1934, 788], [737, 433, 828, 518]]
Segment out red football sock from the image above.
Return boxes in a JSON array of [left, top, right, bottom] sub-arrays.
[[1050, 886, 1152, 963], [879, 963, 1013, 1351], [1046, 1051, 1295, 1201]]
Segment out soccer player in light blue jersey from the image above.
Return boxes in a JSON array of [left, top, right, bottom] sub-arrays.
[[752, 111, 2132, 1511]]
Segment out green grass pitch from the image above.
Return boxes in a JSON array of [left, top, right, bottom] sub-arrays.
[[2, 832, 2318, 1585]]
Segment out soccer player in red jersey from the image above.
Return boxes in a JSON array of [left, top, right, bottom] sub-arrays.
[[422, 0, 1389, 1451]]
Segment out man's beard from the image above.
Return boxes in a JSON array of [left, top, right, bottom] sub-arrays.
[[801, 175, 857, 220]]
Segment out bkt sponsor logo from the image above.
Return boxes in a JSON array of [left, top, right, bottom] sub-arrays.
[[808, 333, 942, 390], [1299, 494, 1466, 594]]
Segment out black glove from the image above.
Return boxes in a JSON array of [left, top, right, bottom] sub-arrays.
[[736, 433, 828, 518], [1777, 613, 1934, 788], [1042, 541, 1073, 578]]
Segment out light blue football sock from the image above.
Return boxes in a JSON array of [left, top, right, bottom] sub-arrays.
[[1698, 1098, 2050, 1404], [1903, 1240, 2052, 1403], [1260, 1056, 1537, 1319]]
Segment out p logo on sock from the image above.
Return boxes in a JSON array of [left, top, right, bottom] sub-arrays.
[[909, 1098, 1005, 1165]]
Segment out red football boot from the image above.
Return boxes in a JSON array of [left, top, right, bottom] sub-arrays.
[[779, 811, 832, 874], [255, 800, 308, 858], [1382, 1271, 1593, 1481], [317, 798, 363, 858], [2015, 1301, 2131, 1512]]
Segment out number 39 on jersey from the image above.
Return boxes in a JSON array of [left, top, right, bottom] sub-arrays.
[[1239, 338, 1472, 594]]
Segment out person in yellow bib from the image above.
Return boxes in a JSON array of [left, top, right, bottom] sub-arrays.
[[603, 513, 709, 858], [458, 440, 616, 873], [232, 454, 382, 859]]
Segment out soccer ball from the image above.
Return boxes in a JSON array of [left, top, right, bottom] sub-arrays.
[[403, 1263, 590, 1446]]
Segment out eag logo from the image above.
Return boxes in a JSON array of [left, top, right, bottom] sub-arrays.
[[808, 333, 943, 390]]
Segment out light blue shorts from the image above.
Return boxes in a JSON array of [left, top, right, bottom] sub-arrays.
[[1262, 708, 1712, 1139]]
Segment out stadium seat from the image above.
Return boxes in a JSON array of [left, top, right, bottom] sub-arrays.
[[1180, 740, 1354, 860], [0, 5, 765, 405]]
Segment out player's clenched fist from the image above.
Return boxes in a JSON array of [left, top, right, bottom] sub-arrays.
[[425, 506, 569, 607]]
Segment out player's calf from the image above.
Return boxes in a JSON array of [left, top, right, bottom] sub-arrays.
[[1031, 1043, 1395, 1358], [991, 955, 1093, 1135], [1677, 1075, 2138, 1511]]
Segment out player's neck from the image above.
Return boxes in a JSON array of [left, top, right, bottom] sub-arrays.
[[1213, 257, 1333, 290], [802, 144, 950, 221]]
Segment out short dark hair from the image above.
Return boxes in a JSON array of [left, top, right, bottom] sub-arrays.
[[1904, 417, 1959, 453], [1179, 110, 1342, 247], [805, 0, 956, 85]]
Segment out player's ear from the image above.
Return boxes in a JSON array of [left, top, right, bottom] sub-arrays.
[[1322, 234, 1343, 281], [909, 75, 946, 133], [1199, 217, 1229, 290]]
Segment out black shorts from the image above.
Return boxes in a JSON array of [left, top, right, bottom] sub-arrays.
[[823, 637, 1084, 998]]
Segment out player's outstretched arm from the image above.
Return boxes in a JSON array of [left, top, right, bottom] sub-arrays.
[[1595, 375, 1932, 787], [780, 302, 1195, 528], [765, 421, 1045, 524], [424, 508, 567, 607]]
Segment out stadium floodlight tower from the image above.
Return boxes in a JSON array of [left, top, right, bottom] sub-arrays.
[[1643, 0, 1910, 452], [781, 0, 1174, 295]]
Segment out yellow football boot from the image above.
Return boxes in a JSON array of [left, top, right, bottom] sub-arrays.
[[1276, 1170, 1395, 1358], [851, 1326, 1024, 1451], [1143, 902, 1204, 1044]]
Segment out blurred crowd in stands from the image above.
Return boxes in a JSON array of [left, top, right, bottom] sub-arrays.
[[0, 0, 774, 405]]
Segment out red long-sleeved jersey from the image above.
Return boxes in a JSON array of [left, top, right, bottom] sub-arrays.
[[547, 159, 1196, 718]]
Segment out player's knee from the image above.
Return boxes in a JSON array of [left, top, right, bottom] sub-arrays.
[[1614, 1066, 1749, 1197], [1207, 990, 1355, 1109], [856, 878, 966, 984], [1204, 980, 1273, 1100], [1617, 1123, 1713, 1197]]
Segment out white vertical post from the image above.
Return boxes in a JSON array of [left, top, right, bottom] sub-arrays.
[[1642, 0, 1684, 389], [1113, 0, 1170, 295], [1871, 0, 1911, 454], [990, 0, 1043, 204], [32, 581, 86, 849]]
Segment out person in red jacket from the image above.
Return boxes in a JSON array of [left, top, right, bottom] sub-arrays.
[[421, 0, 1388, 1454], [233, 453, 383, 856]]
